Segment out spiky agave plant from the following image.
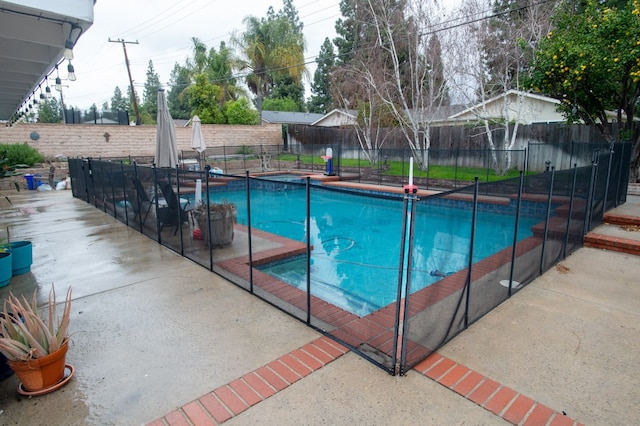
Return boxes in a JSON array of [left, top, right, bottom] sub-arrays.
[[0, 286, 71, 361]]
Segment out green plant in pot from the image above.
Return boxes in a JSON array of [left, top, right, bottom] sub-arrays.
[[193, 199, 237, 247], [0, 286, 73, 394]]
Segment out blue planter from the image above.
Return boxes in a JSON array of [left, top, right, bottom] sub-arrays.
[[3, 241, 32, 275], [0, 252, 11, 287]]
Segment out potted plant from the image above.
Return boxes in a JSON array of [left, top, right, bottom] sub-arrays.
[[1, 227, 32, 276], [193, 199, 237, 247], [0, 286, 73, 394]]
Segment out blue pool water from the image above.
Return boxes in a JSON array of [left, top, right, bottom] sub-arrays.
[[204, 185, 541, 316], [256, 174, 307, 183]]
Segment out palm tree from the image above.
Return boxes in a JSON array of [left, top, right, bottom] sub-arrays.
[[232, 15, 305, 111]]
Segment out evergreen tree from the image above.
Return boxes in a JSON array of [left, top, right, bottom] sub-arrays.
[[110, 87, 129, 112], [36, 98, 62, 123], [426, 34, 450, 106], [308, 38, 336, 113], [480, 0, 555, 97], [141, 60, 162, 121], [333, 0, 372, 66], [168, 64, 192, 119], [127, 85, 140, 123]]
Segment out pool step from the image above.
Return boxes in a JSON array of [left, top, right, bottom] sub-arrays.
[[583, 212, 640, 256]]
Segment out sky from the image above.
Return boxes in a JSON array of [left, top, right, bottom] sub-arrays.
[[62, 0, 342, 111]]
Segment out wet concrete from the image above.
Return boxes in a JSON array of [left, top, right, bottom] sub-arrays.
[[0, 190, 639, 425], [0, 191, 319, 424], [439, 198, 640, 425]]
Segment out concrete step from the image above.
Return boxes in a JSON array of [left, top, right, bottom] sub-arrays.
[[584, 211, 640, 256]]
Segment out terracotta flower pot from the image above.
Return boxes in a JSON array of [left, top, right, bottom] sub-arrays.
[[8, 340, 68, 392]]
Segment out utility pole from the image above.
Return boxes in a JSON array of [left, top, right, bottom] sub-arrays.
[[109, 38, 141, 125]]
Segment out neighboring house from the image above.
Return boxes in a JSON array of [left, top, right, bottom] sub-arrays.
[[312, 109, 357, 127], [446, 90, 565, 125], [409, 105, 467, 126], [261, 110, 324, 125]]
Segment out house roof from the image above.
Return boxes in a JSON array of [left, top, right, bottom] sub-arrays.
[[448, 90, 561, 122], [311, 109, 357, 126], [261, 110, 324, 125]]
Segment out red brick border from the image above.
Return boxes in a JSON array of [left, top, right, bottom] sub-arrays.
[[147, 336, 348, 425], [414, 353, 584, 426]]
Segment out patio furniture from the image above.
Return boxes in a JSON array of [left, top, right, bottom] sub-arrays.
[[260, 154, 271, 171], [159, 182, 194, 235], [130, 176, 156, 227]]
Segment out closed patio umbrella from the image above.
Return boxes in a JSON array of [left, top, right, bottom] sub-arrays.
[[155, 89, 178, 168], [191, 115, 206, 169]]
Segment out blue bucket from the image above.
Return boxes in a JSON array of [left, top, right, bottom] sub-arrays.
[[24, 174, 35, 190]]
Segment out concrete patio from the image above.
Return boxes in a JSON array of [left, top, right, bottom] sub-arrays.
[[0, 189, 638, 425]]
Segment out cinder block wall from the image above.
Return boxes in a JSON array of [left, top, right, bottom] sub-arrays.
[[0, 123, 282, 159]]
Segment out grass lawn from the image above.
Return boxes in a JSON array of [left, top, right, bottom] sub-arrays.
[[278, 153, 523, 182]]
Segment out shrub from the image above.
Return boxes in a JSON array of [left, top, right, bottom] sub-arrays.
[[235, 145, 253, 155], [0, 143, 44, 167]]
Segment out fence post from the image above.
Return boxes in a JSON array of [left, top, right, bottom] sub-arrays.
[[454, 148, 459, 188], [358, 147, 361, 183], [426, 148, 430, 190], [120, 161, 129, 226], [584, 156, 599, 234], [563, 164, 579, 259], [399, 186, 419, 375], [82, 159, 90, 203], [464, 178, 479, 328], [539, 167, 556, 276], [601, 142, 615, 218], [175, 166, 185, 256], [392, 189, 411, 374], [305, 177, 312, 325], [246, 170, 254, 290], [203, 166, 213, 270], [508, 171, 524, 297], [485, 149, 490, 185], [153, 165, 161, 244], [109, 163, 117, 218], [132, 162, 142, 233]]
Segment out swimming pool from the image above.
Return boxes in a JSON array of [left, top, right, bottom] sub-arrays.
[[203, 184, 542, 317], [254, 173, 307, 183]]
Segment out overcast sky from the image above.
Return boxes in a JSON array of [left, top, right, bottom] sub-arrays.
[[62, 0, 342, 111]]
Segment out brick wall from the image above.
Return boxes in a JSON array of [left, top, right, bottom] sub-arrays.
[[0, 123, 282, 159]]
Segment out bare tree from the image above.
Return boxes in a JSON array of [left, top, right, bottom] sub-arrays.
[[362, 0, 450, 170], [448, 0, 555, 174], [333, 67, 390, 164]]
